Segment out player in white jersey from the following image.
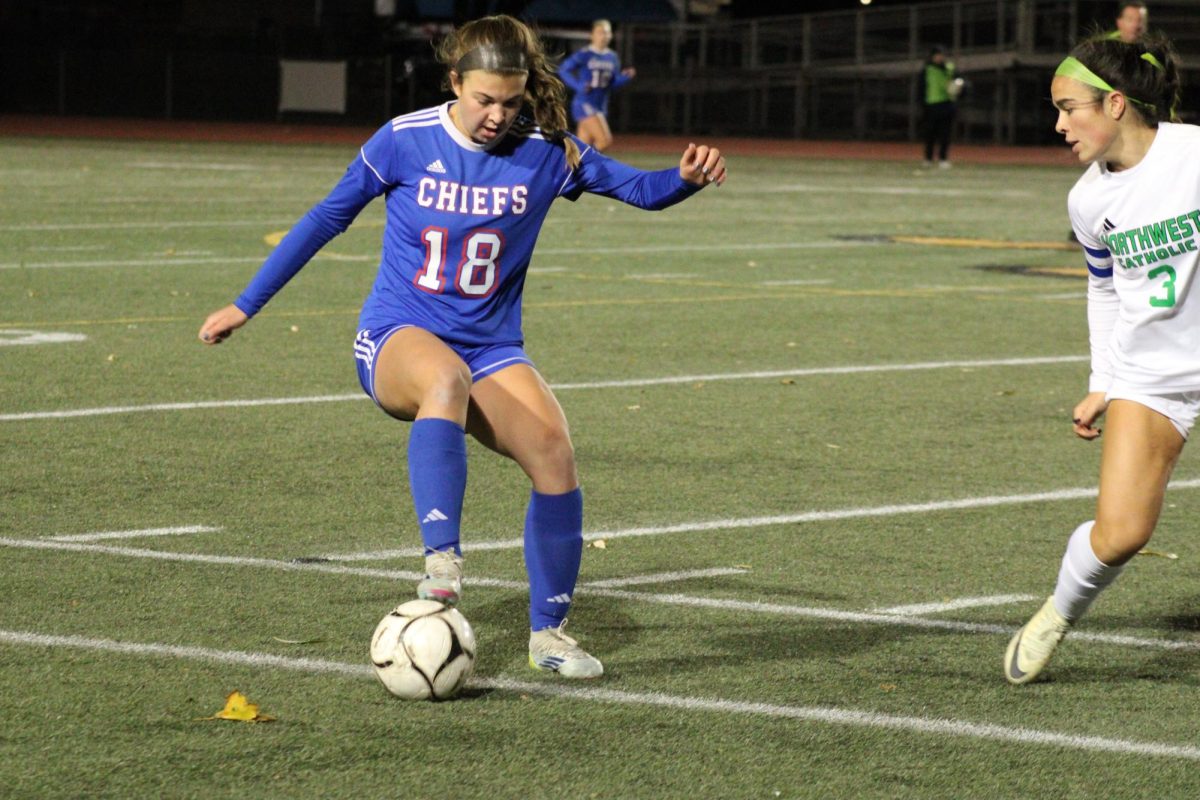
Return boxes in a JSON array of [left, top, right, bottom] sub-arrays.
[[198, 15, 726, 680], [1005, 34, 1189, 684]]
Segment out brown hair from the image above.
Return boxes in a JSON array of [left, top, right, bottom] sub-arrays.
[[436, 15, 581, 169], [1070, 32, 1182, 126]]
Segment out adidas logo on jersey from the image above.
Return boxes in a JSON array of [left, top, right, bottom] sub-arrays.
[[546, 593, 572, 604], [426, 159, 447, 174], [422, 508, 449, 523]]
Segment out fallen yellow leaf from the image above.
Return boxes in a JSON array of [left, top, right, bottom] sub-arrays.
[[200, 690, 275, 723]]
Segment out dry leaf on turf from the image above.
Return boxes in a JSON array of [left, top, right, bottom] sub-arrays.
[[199, 690, 275, 723], [1137, 548, 1179, 560]]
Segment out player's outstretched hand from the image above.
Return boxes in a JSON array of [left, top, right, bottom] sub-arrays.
[[1072, 391, 1108, 440], [680, 143, 726, 188], [198, 304, 249, 345]]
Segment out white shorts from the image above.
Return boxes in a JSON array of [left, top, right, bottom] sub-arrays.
[[1105, 383, 1200, 440]]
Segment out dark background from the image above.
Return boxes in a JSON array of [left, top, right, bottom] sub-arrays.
[[0, 1, 1177, 144]]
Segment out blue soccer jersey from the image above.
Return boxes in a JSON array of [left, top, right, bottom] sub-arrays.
[[233, 102, 700, 346], [558, 47, 630, 119]]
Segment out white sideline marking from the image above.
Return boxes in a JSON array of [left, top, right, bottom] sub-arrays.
[[0, 240, 870, 268], [0, 253, 368, 270], [0, 536, 516, 586], [2, 629, 1197, 762], [1, 535, 1196, 653], [535, 240, 875, 256], [759, 279, 834, 286], [581, 567, 746, 588], [324, 477, 1200, 562], [48, 525, 221, 543], [0, 220, 294, 232], [759, 183, 1033, 199], [0, 355, 1088, 421], [549, 355, 1088, 390], [129, 161, 256, 171], [874, 594, 1039, 616], [628, 272, 698, 280], [0, 330, 88, 346], [0, 393, 364, 421]]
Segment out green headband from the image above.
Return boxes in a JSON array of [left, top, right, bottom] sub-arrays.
[[1141, 52, 1165, 71], [1054, 55, 1161, 116], [1055, 56, 1115, 91]]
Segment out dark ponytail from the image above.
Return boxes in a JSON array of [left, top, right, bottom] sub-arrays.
[[1070, 32, 1182, 125]]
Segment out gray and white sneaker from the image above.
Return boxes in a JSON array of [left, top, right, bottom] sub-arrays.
[[529, 619, 603, 679], [416, 548, 463, 607], [1005, 595, 1071, 685]]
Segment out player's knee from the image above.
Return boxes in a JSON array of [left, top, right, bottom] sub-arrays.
[[423, 364, 472, 410], [1092, 516, 1154, 563], [527, 424, 576, 473]]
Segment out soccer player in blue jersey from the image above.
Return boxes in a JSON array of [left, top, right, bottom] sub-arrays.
[[557, 19, 635, 152], [198, 14, 725, 680]]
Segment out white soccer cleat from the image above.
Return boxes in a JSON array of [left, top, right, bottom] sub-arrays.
[[528, 620, 603, 679], [1004, 596, 1071, 685], [417, 548, 463, 607]]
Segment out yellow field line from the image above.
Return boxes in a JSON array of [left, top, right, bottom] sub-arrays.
[[891, 235, 1079, 252], [0, 276, 1069, 330]]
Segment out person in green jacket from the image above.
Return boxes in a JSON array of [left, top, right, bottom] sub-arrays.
[[921, 45, 962, 168], [1108, 2, 1148, 44]]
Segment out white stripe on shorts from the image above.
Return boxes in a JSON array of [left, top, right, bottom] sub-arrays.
[[471, 355, 530, 379]]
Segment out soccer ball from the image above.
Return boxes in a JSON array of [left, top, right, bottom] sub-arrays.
[[370, 599, 476, 701]]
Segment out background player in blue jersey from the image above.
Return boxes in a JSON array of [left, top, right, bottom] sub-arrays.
[[198, 14, 725, 680], [558, 19, 635, 152]]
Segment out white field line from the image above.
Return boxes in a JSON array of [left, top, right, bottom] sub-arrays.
[[874, 594, 1039, 616], [324, 477, 1200, 562], [2, 629, 1197, 762], [0, 253, 369, 270], [0, 355, 1088, 422], [0, 220, 295, 232], [0, 393, 365, 422], [0, 239, 873, 269], [128, 161, 256, 171], [1, 535, 1196, 653], [47, 525, 221, 543], [580, 567, 746, 588], [533, 240, 876, 256], [757, 183, 1033, 199]]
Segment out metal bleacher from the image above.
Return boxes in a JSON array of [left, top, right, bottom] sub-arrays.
[[610, 0, 1200, 145]]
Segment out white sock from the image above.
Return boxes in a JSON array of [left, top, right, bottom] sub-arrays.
[[1052, 520, 1124, 622]]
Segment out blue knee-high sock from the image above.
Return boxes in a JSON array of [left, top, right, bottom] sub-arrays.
[[407, 418, 467, 556], [523, 488, 583, 631]]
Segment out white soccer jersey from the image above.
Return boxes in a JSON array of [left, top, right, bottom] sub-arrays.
[[1068, 122, 1200, 393]]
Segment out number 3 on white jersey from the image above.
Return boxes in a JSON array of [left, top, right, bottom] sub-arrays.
[[415, 226, 503, 298]]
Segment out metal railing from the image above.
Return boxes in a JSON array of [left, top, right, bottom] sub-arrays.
[[609, 0, 1199, 144]]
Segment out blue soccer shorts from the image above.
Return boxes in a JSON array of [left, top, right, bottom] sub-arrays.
[[354, 324, 534, 407]]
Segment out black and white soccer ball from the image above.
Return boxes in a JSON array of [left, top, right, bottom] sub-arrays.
[[370, 599, 476, 701]]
